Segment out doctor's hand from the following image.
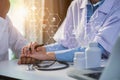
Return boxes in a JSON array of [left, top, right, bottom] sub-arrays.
[[24, 42, 56, 61], [18, 48, 56, 64], [18, 42, 40, 64], [27, 50, 56, 61], [18, 42, 52, 64]]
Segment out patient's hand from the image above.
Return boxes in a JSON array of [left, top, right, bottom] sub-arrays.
[[18, 50, 39, 64], [18, 42, 39, 64], [25, 42, 56, 61], [18, 42, 56, 64], [18, 42, 46, 64], [28, 49, 56, 61], [18, 56, 39, 64]]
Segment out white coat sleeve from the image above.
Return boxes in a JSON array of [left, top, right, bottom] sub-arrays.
[[53, 0, 79, 48], [94, 11, 120, 53], [8, 18, 28, 58]]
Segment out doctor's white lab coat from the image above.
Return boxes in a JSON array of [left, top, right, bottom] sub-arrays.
[[54, 0, 120, 53], [0, 16, 27, 61]]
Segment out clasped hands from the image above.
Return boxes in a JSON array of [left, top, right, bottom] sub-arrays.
[[18, 42, 56, 64], [18, 42, 46, 64]]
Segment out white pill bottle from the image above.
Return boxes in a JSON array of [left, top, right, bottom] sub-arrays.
[[85, 42, 102, 68], [73, 52, 86, 70]]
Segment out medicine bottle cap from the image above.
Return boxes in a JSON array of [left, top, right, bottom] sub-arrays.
[[89, 42, 98, 47]]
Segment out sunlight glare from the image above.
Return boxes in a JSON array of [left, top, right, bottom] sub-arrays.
[[17, 6, 28, 18]]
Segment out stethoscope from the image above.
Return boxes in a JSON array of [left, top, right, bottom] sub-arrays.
[[27, 61, 69, 71]]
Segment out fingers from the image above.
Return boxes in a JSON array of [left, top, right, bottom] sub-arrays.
[[21, 57, 27, 64], [22, 45, 31, 57], [22, 42, 37, 54], [25, 42, 43, 53], [18, 42, 42, 64], [21, 42, 38, 56], [18, 50, 32, 64], [26, 57, 32, 64], [36, 47, 42, 52], [18, 51, 40, 64], [18, 57, 27, 64], [31, 42, 38, 53], [18, 57, 39, 64]]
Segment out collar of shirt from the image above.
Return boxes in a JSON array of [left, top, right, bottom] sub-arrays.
[[87, 0, 105, 22], [0, 16, 9, 23], [0, 16, 9, 28], [80, 0, 115, 14], [80, 0, 104, 9], [0, 17, 6, 23], [87, 0, 105, 12], [92, 0, 105, 7]]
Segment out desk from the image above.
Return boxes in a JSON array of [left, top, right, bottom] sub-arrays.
[[0, 60, 75, 80]]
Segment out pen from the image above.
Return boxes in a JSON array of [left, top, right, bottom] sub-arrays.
[[34, 44, 44, 49], [29, 44, 44, 51]]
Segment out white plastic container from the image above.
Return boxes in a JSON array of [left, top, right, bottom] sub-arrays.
[[85, 42, 102, 68], [74, 52, 86, 70]]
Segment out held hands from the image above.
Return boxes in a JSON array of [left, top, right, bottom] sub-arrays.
[[18, 42, 56, 64], [18, 42, 46, 64]]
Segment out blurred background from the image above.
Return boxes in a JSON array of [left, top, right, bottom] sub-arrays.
[[8, 0, 72, 59]]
